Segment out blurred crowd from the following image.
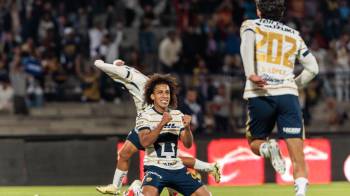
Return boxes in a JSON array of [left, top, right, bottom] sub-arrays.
[[0, 0, 348, 133]]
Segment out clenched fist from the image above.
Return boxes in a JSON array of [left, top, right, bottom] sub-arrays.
[[160, 112, 172, 126]]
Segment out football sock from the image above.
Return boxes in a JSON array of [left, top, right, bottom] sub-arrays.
[[259, 142, 270, 158], [194, 159, 214, 172], [295, 177, 308, 195], [112, 168, 127, 189]]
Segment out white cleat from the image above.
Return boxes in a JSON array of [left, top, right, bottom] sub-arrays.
[[96, 184, 121, 195], [268, 139, 286, 175], [210, 162, 221, 183], [123, 180, 142, 196]]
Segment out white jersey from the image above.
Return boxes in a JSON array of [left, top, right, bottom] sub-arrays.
[[240, 19, 310, 99], [96, 62, 149, 114], [135, 107, 185, 170]]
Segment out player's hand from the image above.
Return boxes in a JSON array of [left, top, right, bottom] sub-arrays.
[[182, 115, 192, 129], [113, 59, 125, 66], [248, 74, 267, 88], [160, 112, 172, 126]]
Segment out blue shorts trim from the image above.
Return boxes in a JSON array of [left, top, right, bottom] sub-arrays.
[[126, 129, 145, 150], [142, 166, 203, 196], [246, 95, 304, 140]]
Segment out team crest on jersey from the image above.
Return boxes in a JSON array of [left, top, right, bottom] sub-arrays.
[[146, 177, 152, 182]]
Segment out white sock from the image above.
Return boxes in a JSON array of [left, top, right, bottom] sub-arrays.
[[295, 177, 308, 195], [112, 168, 127, 188], [194, 159, 213, 172], [259, 142, 270, 158]]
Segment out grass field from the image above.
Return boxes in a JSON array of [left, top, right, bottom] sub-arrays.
[[0, 182, 349, 196]]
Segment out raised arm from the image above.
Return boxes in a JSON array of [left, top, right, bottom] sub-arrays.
[[180, 115, 193, 148], [94, 59, 129, 80]]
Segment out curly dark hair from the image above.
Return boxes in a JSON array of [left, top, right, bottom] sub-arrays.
[[256, 0, 285, 21], [143, 74, 179, 109]]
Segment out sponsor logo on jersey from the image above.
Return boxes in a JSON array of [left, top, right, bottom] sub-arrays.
[[163, 123, 180, 129]]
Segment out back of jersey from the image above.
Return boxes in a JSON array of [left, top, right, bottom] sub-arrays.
[[241, 19, 309, 99]]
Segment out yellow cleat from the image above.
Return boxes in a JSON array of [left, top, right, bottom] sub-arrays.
[[96, 184, 121, 195], [210, 162, 221, 183]]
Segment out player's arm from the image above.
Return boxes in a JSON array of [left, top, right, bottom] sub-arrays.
[[94, 59, 129, 80], [295, 40, 319, 88], [240, 27, 267, 87], [179, 115, 193, 148], [138, 112, 172, 147]]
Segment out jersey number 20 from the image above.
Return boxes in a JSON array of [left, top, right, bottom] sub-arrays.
[[256, 27, 297, 68]]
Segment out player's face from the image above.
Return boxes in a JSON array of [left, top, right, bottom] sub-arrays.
[[151, 84, 170, 111]]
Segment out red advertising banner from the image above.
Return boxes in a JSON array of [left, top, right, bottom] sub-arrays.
[[117, 142, 128, 185], [207, 139, 264, 185], [276, 139, 331, 184], [139, 142, 197, 180]]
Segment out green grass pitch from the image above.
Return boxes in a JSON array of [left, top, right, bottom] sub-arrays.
[[0, 182, 349, 196]]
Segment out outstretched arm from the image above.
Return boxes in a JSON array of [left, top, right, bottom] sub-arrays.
[[94, 59, 129, 80]]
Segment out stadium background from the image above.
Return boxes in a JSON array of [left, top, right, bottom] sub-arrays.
[[0, 0, 349, 195]]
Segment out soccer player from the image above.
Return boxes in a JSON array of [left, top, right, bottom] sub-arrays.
[[240, 1, 319, 196], [94, 60, 220, 195], [134, 74, 211, 196]]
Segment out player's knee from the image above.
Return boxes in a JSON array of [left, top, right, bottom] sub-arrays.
[[192, 186, 211, 196], [118, 148, 133, 160]]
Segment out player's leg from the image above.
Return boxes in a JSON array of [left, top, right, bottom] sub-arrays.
[[276, 95, 308, 196], [246, 97, 286, 174], [169, 167, 210, 196], [180, 156, 221, 183], [190, 186, 211, 196], [142, 186, 159, 196], [97, 130, 142, 195], [285, 138, 308, 196], [141, 166, 166, 196]]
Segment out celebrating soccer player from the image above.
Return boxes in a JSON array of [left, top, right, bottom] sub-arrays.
[[94, 60, 220, 195], [240, 0, 319, 196]]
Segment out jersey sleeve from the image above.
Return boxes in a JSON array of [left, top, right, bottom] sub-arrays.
[[240, 20, 256, 36], [135, 112, 151, 133], [296, 38, 311, 61]]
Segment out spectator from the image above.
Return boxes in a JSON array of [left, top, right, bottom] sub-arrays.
[[76, 59, 101, 102], [9, 53, 29, 115], [212, 84, 231, 133], [179, 87, 204, 133], [0, 78, 14, 114], [158, 30, 182, 73]]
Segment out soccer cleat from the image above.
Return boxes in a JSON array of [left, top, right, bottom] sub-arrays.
[[210, 162, 221, 183], [96, 184, 121, 195], [268, 139, 286, 175], [123, 180, 142, 196]]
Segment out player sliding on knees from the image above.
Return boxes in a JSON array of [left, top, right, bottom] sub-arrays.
[[94, 59, 220, 195], [125, 74, 212, 196]]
